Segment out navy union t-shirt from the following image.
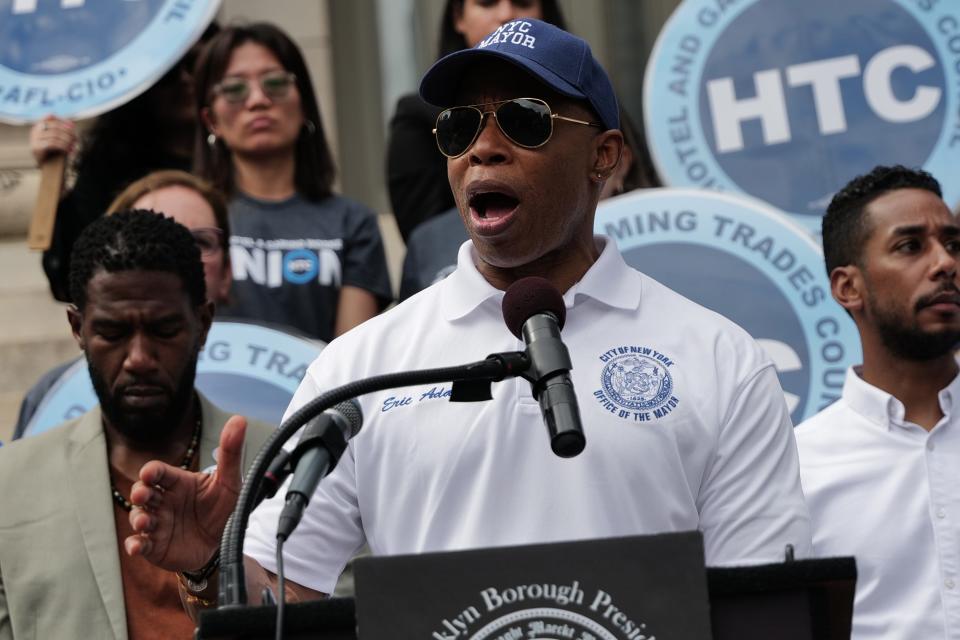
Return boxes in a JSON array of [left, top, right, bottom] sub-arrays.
[[223, 192, 392, 342]]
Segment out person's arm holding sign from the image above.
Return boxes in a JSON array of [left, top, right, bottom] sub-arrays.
[[28, 115, 94, 301], [26, 116, 74, 252]]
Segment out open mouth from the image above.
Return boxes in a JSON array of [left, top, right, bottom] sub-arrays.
[[469, 191, 519, 219]]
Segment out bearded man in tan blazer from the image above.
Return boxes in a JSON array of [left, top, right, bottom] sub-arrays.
[[0, 211, 273, 639]]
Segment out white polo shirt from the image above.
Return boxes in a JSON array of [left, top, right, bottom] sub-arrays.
[[246, 237, 812, 594], [796, 367, 960, 639]]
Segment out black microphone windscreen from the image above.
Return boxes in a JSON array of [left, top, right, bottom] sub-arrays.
[[502, 277, 566, 339], [333, 399, 364, 438]]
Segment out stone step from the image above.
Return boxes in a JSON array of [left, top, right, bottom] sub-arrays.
[[0, 236, 47, 293], [0, 289, 74, 346], [0, 238, 77, 443]]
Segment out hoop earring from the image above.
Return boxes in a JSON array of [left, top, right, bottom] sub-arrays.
[[206, 133, 217, 147], [304, 120, 317, 135]]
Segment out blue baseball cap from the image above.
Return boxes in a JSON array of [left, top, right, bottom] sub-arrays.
[[420, 19, 619, 131]]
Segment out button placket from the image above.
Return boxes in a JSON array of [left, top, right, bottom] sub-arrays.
[[927, 429, 960, 615]]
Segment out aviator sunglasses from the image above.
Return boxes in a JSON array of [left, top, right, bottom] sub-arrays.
[[212, 71, 297, 104], [433, 97, 602, 158]]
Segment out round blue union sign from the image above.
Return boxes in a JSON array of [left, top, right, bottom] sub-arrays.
[[644, 0, 960, 233], [0, 0, 219, 123], [595, 188, 861, 425]]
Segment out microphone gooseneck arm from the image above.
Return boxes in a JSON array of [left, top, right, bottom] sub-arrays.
[[218, 353, 526, 608]]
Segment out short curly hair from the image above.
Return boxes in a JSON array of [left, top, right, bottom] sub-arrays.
[[822, 165, 942, 276], [69, 209, 206, 309]]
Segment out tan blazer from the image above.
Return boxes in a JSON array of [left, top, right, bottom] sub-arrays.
[[0, 393, 274, 640]]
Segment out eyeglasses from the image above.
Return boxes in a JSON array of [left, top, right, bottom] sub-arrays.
[[432, 97, 602, 159], [212, 71, 297, 104], [190, 228, 224, 256]]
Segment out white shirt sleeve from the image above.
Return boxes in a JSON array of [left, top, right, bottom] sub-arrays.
[[697, 364, 813, 565], [243, 366, 368, 594]]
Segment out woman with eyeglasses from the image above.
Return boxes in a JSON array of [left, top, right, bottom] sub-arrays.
[[107, 170, 234, 306], [386, 0, 567, 243], [193, 23, 392, 343], [29, 24, 219, 303]]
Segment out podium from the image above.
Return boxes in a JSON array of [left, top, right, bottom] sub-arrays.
[[708, 558, 856, 639], [198, 599, 356, 640], [197, 536, 855, 639], [198, 560, 855, 639]]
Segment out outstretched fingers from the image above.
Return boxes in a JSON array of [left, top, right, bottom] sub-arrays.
[[124, 502, 160, 559], [121, 415, 250, 570], [212, 415, 247, 496], [130, 478, 164, 510], [124, 529, 152, 558], [128, 505, 156, 534], [138, 458, 178, 490]]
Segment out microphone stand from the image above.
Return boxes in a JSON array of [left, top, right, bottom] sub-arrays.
[[218, 351, 530, 607]]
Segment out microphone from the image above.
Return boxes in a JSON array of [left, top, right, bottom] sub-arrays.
[[276, 399, 363, 541], [502, 277, 585, 458], [257, 448, 293, 504]]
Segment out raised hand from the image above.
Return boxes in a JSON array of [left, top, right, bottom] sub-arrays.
[[125, 415, 247, 573]]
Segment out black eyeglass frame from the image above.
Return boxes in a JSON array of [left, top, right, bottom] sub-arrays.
[[432, 97, 603, 159]]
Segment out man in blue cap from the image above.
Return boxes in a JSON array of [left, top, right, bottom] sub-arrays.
[[126, 20, 811, 606]]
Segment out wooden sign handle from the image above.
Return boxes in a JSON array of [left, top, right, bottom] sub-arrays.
[[27, 153, 67, 251]]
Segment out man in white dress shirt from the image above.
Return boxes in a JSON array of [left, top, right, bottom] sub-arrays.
[[795, 164, 960, 639]]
